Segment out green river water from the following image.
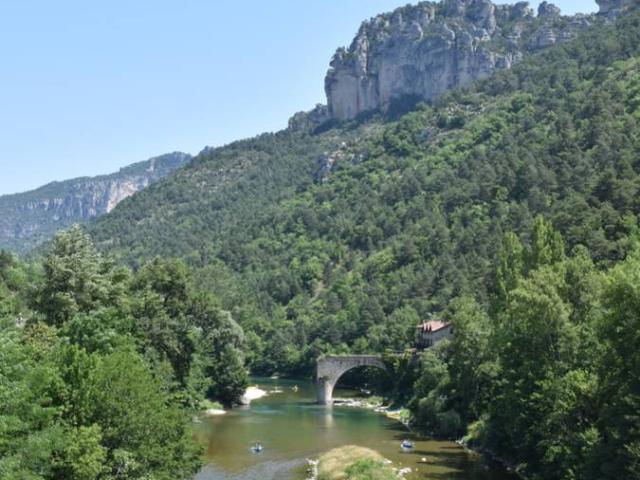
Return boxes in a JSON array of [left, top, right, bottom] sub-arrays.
[[195, 378, 514, 480]]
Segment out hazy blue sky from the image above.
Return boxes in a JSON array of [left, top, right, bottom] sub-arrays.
[[0, 0, 598, 195]]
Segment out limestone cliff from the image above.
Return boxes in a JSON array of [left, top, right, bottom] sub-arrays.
[[324, 0, 596, 121], [597, 0, 638, 18], [0, 152, 190, 254]]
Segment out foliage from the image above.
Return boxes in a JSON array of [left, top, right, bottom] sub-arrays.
[[83, 10, 640, 380], [0, 226, 250, 479], [408, 220, 640, 480], [317, 446, 392, 480], [343, 459, 396, 480]]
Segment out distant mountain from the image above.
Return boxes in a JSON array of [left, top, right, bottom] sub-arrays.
[[0, 152, 191, 254]]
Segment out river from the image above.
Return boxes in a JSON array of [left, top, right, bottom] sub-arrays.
[[195, 377, 514, 480]]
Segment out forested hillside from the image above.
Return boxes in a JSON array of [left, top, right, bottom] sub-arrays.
[[90, 10, 640, 375], [405, 217, 640, 479], [90, 125, 379, 263], [3, 2, 640, 480]]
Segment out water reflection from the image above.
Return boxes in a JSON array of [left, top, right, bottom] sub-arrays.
[[195, 378, 512, 480]]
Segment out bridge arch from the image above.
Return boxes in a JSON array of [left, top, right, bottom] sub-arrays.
[[315, 355, 389, 405]]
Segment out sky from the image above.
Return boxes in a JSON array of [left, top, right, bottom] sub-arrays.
[[0, 1, 598, 195]]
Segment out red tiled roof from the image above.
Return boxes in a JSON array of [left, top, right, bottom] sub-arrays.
[[416, 320, 451, 333]]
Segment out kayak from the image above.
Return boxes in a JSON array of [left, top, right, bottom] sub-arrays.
[[401, 440, 414, 449], [251, 444, 264, 453]]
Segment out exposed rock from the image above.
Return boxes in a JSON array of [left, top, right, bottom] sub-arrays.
[[538, 2, 561, 17], [325, 0, 597, 121], [315, 143, 351, 183], [288, 104, 331, 131], [510, 1, 534, 19], [0, 152, 190, 254], [597, 0, 637, 18]]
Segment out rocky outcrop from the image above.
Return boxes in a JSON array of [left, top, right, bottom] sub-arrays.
[[314, 142, 358, 183], [0, 152, 190, 254], [288, 104, 331, 132], [597, 0, 637, 18], [324, 0, 597, 121], [538, 1, 561, 17]]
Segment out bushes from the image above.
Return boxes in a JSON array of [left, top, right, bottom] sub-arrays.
[[317, 446, 395, 480], [344, 459, 396, 480]]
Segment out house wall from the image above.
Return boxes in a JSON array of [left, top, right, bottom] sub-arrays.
[[416, 325, 453, 349]]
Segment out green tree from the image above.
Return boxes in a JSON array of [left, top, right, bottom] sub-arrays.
[[494, 232, 525, 310], [528, 216, 565, 272], [34, 226, 116, 327], [52, 425, 107, 480], [445, 296, 498, 422], [88, 351, 202, 480], [595, 250, 640, 479]]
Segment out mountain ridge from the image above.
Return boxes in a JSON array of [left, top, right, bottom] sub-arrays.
[[324, 0, 598, 121], [0, 152, 191, 254]]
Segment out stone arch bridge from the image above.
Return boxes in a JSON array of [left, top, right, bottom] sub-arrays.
[[315, 355, 390, 404]]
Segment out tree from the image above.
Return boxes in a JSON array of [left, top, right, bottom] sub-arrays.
[[0, 327, 64, 480], [595, 251, 640, 479], [34, 226, 117, 327], [494, 232, 525, 311], [445, 296, 498, 422], [132, 259, 248, 406], [528, 216, 565, 272], [88, 351, 202, 480], [188, 294, 248, 406], [52, 425, 107, 480]]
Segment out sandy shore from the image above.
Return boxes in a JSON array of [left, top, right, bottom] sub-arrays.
[[204, 408, 227, 416], [240, 385, 268, 405]]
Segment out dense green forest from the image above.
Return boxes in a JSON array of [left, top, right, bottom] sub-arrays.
[[0, 227, 247, 479], [91, 9, 640, 377], [404, 217, 640, 479], [4, 5, 640, 480]]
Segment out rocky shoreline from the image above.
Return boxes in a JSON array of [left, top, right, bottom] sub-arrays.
[[333, 397, 411, 427]]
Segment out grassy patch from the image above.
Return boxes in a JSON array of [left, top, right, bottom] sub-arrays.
[[317, 446, 395, 480], [200, 399, 224, 410], [344, 458, 396, 480]]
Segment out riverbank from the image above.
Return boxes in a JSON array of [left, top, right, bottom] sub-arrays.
[[202, 399, 226, 416], [331, 396, 517, 479], [201, 385, 269, 416], [240, 385, 268, 405], [333, 396, 411, 427], [456, 438, 523, 479]]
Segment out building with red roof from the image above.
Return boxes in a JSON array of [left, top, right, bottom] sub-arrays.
[[416, 320, 453, 349]]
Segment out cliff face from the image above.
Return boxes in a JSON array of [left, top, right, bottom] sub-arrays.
[[597, 0, 637, 18], [325, 0, 595, 121], [0, 152, 190, 254]]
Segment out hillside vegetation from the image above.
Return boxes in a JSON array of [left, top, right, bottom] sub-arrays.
[[91, 11, 640, 375], [2, 3, 640, 480]]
